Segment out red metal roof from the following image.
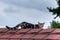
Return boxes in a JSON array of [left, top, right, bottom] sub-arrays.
[[52, 29, 60, 34], [27, 28, 42, 34], [9, 34, 23, 38], [16, 29, 30, 34], [45, 34, 60, 40], [19, 34, 34, 38], [39, 29, 55, 34], [0, 35, 11, 38], [32, 34, 47, 39], [0, 28, 60, 40]]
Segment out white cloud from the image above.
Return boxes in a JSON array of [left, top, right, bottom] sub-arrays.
[[0, 3, 53, 28], [0, 0, 59, 28], [0, 0, 57, 12], [0, 2, 7, 17]]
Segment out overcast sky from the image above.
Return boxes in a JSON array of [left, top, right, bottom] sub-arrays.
[[0, 0, 60, 28]]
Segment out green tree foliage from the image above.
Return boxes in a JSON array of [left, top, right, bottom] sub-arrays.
[[50, 21, 60, 28], [47, 0, 60, 19]]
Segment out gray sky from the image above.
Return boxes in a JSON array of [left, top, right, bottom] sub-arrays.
[[0, 0, 60, 28]]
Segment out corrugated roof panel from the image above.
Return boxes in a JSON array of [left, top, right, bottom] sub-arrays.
[[7, 29, 19, 32], [32, 34, 47, 39], [45, 34, 60, 40], [0, 39, 8, 40], [18, 34, 34, 38], [0, 35, 4, 37], [0, 28, 8, 32], [9, 38, 20, 40], [9, 34, 23, 38], [0, 28, 6, 30], [27, 28, 42, 34], [0, 28, 60, 40], [6, 29, 19, 35], [52, 29, 60, 34], [0, 35, 11, 38], [0, 28, 8, 35], [16, 29, 30, 34], [57, 36, 60, 39], [39, 29, 54, 34], [20, 39, 32, 40]]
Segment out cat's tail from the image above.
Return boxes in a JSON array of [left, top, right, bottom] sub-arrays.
[[6, 26, 17, 30]]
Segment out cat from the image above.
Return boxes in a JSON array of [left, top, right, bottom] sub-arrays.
[[6, 22, 44, 30], [6, 22, 35, 30]]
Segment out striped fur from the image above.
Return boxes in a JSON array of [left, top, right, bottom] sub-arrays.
[[6, 22, 35, 30]]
